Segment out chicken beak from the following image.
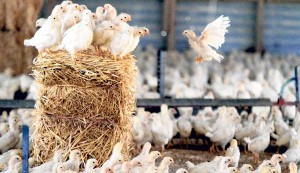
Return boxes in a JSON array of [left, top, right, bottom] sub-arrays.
[[128, 16, 132, 22]]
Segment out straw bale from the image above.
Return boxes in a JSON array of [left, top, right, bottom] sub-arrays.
[[32, 50, 137, 88], [33, 50, 137, 165], [33, 115, 133, 164]]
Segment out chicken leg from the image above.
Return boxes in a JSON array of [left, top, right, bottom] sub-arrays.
[[160, 145, 165, 153], [209, 143, 216, 153], [253, 153, 259, 165], [195, 57, 204, 64], [243, 143, 249, 154]]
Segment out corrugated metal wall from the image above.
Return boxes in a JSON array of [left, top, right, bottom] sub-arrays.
[[176, 1, 256, 52], [41, 1, 300, 55], [264, 3, 300, 55]]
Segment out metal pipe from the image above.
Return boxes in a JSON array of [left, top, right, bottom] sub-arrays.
[[279, 77, 295, 97], [157, 51, 166, 98], [22, 125, 29, 173], [137, 98, 273, 107], [295, 66, 299, 104], [0, 99, 299, 109]]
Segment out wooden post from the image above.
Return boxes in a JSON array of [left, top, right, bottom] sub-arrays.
[[168, 0, 177, 50], [162, 0, 177, 50], [255, 0, 264, 52], [162, 0, 169, 50]]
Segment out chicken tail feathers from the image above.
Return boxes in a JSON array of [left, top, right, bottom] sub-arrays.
[[140, 142, 152, 156], [186, 161, 195, 170], [243, 137, 251, 144], [24, 39, 33, 47], [205, 132, 213, 138], [213, 53, 224, 63]]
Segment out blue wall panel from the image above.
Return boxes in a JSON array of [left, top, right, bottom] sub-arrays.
[[264, 3, 300, 55], [41, 1, 300, 55]]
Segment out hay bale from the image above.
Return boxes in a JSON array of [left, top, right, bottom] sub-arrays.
[[32, 50, 137, 164]]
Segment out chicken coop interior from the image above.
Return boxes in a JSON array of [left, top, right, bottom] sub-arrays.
[[0, 0, 300, 173]]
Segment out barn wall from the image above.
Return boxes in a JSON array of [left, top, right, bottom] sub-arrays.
[[41, 0, 300, 55], [264, 3, 300, 55]]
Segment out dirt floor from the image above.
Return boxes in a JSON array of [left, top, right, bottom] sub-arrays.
[[160, 149, 292, 173]]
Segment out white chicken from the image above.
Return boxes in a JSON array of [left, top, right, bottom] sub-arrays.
[[59, 12, 95, 57], [268, 154, 285, 173], [244, 122, 275, 164], [132, 112, 153, 148], [93, 21, 115, 51], [31, 149, 65, 173], [0, 124, 9, 137], [225, 139, 240, 167], [0, 115, 20, 153], [24, 14, 62, 52], [283, 139, 300, 164], [177, 111, 192, 145], [0, 150, 21, 170], [186, 156, 234, 173], [36, 18, 46, 27], [61, 5, 81, 34], [205, 107, 240, 152], [240, 164, 254, 173], [156, 157, 174, 173], [83, 159, 98, 173], [151, 104, 174, 152], [114, 160, 142, 173], [142, 151, 162, 171], [102, 4, 117, 21], [95, 6, 104, 23], [2, 155, 22, 173], [125, 27, 150, 55], [62, 150, 82, 172], [101, 142, 124, 169], [110, 22, 134, 57], [182, 15, 230, 63]]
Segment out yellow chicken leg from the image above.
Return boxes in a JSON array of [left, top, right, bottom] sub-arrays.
[[209, 143, 216, 153], [195, 57, 204, 64], [253, 153, 259, 165]]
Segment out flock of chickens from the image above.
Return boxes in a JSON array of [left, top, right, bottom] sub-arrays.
[[135, 46, 298, 102], [0, 48, 299, 173], [0, 106, 300, 173], [24, 1, 149, 58], [133, 103, 300, 172], [0, 0, 299, 173]]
